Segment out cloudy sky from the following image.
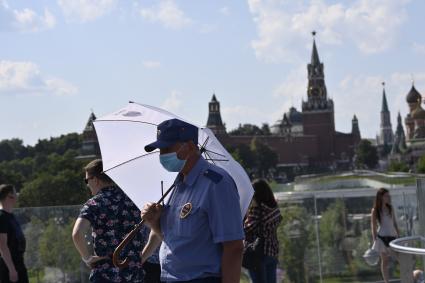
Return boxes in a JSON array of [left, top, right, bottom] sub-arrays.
[[1, 0, 424, 145]]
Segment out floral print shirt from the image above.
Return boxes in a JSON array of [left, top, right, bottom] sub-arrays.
[[79, 186, 147, 282]]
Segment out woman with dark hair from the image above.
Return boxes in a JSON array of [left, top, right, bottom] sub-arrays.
[[244, 179, 282, 283], [0, 184, 28, 283], [371, 188, 399, 283]]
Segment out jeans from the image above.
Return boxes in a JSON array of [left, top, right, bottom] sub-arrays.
[[248, 255, 277, 283]]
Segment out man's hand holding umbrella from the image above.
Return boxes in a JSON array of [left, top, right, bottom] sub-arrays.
[[141, 203, 162, 234]]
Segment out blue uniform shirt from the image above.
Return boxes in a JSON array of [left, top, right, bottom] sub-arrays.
[[159, 157, 244, 281]]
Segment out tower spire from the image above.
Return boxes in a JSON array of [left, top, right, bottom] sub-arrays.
[[311, 31, 320, 65], [381, 82, 389, 112], [379, 81, 393, 148], [206, 94, 226, 135], [303, 30, 330, 112]]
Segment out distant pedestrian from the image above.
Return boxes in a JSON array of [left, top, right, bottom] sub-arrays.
[[414, 269, 424, 283], [0, 184, 29, 283], [244, 179, 282, 283], [72, 159, 147, 283], [371, 188, 400, 283]]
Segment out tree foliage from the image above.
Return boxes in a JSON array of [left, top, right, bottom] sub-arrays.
[[19, 169, 89, 207], [319, 200, 346, 249], [227, 144, 256, 171], [388, 160, 409, 172], [228, 123, 271, 136], [0, 133, 90, 207], [355, 140, 378, 169], [39, 218, 81, 281], [250, 138, 278, 178], [227, 138, 278, 178], [417, 155, 425, 174], [278, 205, 312, 283]]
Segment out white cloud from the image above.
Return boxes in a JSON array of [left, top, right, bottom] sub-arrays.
[[58, 0, 118, 22], [162, 90, 182, 112], [248, 0, 409, 62], [199, 24, 217, 34], [0, 1, 56, 32], [333, 72, 425, 138], [0, 60, 78, 96], [143, 61, 161, 69], [222, 105, 271, 130], [273, 65, 306, 101], [220, 6, 230, 16], [271, 65, 307, 123], [140, 0, 192, 29], [413, 42, 425, 55]]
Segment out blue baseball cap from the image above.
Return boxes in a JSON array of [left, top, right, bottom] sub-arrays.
[[145, 119, 198, 152]]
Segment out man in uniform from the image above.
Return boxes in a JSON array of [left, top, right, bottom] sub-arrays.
[[141, 118, 244, 283]]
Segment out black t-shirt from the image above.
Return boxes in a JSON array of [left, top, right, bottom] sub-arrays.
[[0, 209, 26, 261]]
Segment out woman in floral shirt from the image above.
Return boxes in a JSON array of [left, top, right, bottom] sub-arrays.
[[73, 159, 147, 283]]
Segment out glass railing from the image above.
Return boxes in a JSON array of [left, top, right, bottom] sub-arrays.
[[11, 181, 421, 283], [275, 181, 420, 283], [14, 205, 91, 283]]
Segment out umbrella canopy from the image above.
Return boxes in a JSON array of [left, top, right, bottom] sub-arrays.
[[93, 102, 253, 217]]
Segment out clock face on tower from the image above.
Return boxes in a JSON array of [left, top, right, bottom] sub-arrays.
[[310, 87, 320, 97]]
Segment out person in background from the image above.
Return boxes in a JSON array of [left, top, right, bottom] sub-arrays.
[[244, 179, 282, 283], [72, 159, 146, 283], [414, 269, 425, 283], [0, 184, 28, 283], [371, 188, 400, 283]]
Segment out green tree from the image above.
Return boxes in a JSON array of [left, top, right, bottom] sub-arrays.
[[260, 123, 271, 136], [0, 138, 29, 161], [0, 141, 15, 161], [355, 140, 378, 169], [320, 200, 346, 248], [417, 155, 425, 173], [33, 133, 81, 156], [228, 124, 264, 136], [24, 217, 45, 283], [278, 205, 312, 283], [18, 169, 88, 207], [319, 200, 349, 275], [388, 160, 409, 172], [227, 144, 256, 172], [250, 138, 278, 178], [39, 218, 81, 282]]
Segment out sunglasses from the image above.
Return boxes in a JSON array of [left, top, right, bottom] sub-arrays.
[[84, 176, 95, 184]]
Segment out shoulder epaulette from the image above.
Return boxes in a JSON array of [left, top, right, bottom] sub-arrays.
[[203, 169, 223, 184]]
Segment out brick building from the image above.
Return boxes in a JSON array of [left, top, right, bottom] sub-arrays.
[[206, 34, 361, 174]]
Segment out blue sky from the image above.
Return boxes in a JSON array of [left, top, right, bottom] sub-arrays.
[[1, 0, 424, 145]]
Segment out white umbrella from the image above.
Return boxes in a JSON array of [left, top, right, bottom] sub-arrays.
[[93, 101, 254, 217], [94, 102, 254, 267]]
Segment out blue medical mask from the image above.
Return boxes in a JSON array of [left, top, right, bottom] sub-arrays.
[[159, 152, 186, 172]]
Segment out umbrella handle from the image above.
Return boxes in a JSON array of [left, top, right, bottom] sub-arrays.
[[113, 183, 176, 268], [112, 220, 144, 268]]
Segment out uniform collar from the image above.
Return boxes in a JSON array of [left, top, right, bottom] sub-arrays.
[[183, 156, 208, 187]]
